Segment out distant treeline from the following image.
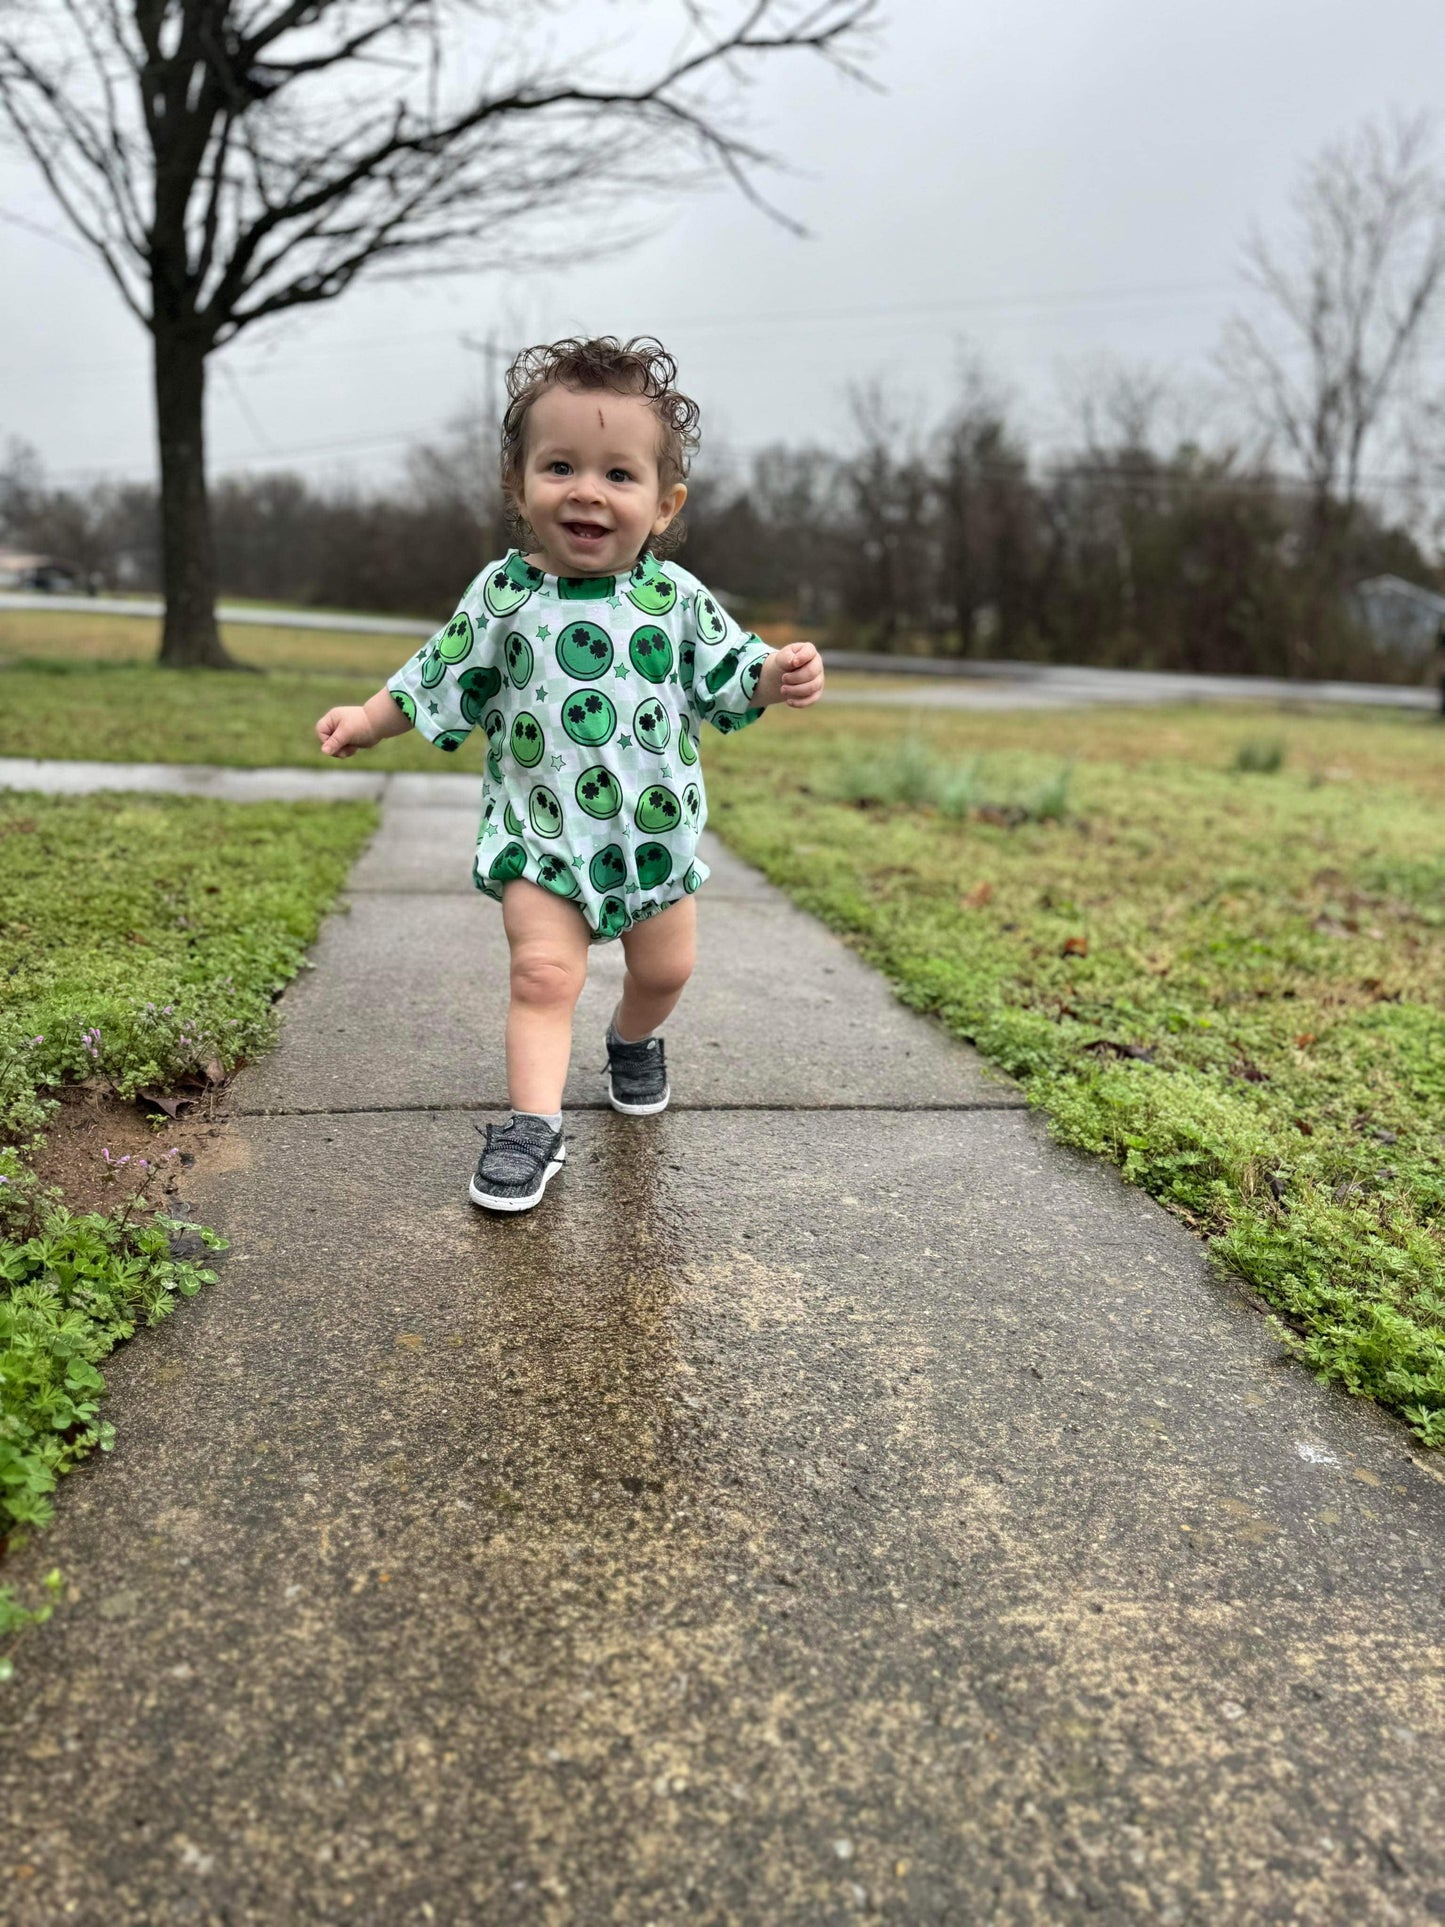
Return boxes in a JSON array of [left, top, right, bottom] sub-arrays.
[[2, 389, 1436, 680]]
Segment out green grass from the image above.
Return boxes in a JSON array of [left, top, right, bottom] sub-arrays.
[[838, 737, 1073, 821], [0, 791, 378, 1134], [1231, 735, 1287, 774], [0, 657, 463, 771], [706, 703, 1445, 1443], [0, 791, 377, 1641], [0, 604, 427, 678]]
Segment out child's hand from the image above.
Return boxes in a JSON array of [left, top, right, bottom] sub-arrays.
[[777, 640, 824, 708], [316, 704, 380, 759]]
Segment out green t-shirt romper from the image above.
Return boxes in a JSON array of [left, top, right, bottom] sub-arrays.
[[386, 550, 772, 940]]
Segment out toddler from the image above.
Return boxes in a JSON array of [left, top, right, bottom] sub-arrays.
[[316, 336, 824, 1211]]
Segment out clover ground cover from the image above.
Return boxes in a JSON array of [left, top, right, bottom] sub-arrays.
[[706, 704, 1445, 1443], [0, 791, 376, 1651]]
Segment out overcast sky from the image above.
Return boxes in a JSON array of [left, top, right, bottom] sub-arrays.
[[3, 0, 1443, 495]]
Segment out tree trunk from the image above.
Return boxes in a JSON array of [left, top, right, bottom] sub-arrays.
[[153, 328, 239, 668]]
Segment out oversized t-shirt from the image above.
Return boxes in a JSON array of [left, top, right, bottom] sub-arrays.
[[385, 549, 772, 939]]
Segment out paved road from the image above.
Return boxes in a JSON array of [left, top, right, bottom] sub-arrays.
[[825, 657, 1439, 713], [0, 589, 436, 640], [1, 763, 1443, 1924], [4, 591, 1436, 710]]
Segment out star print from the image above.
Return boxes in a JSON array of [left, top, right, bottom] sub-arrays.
[[667, 673, 679, 687], [660, 762, 672, 778], [427, 699, 440, 715], [533, 683, 548, 702], [571, 852, 585, 867], [605, 592, 622, 610], [549, 753, 566, 772], [613, 664, 629, 681], [535, 624, 550, 640], [618, 732, 632, 750], [481, 819, 500, 840]]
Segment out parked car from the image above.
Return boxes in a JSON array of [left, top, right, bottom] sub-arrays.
[[0, 552, 98, 594]]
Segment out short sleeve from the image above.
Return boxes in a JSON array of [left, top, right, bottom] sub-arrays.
[[679, 577, 772, 737], [385, 569, 503, 753]]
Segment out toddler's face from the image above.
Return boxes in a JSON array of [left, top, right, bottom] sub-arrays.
[[518, 383, 686, 578]]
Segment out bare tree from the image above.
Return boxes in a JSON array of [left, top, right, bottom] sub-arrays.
[[0, 2, 874, 666], [841, 381, 936, 648], [933, 353, 1030, 656], [1219, 113, 1445, 562]]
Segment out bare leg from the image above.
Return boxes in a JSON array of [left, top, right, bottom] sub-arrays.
[[502, 880, 591, 1113], [615, 895, 696, 1041]]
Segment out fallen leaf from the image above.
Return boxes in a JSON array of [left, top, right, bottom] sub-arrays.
[[961, 880, 993, 909], [1084, 1039, 1155, 1063], [1294, 1033, 1317, 1050], [1061, 935, 1089, 958], [204, 1058, 225, 1086], [137, 1089, 195, 1119], [1294, 1117, 1314, 1137]]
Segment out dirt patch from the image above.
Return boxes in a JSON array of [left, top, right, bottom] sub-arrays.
[[27, 1081, 233, 1219]]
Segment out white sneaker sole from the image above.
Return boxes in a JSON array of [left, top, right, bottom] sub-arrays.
[[468, 1143, 566, 1213], [605, 1074, 670, 1117]]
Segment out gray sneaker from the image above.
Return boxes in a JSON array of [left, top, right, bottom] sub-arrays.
[[605, 1026, 670, 1115], [469, 1114, 566, 1212]]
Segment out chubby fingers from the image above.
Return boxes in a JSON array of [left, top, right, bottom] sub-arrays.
[[316, 708, 356, 758], [780, 640, 825, 707]]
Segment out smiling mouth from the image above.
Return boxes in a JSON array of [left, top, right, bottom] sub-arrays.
[[563, 520, 610, 540]]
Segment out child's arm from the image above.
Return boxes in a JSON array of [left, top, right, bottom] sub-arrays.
[[755, 641, 825, 709], [316, 688, 413, 759]]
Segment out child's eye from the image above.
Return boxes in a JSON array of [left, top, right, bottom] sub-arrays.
[[607, 468, 633, 484], [548, 460, 572, 475]]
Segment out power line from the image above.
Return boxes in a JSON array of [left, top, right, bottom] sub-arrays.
[[25, 275, 1244, 382], [0, 204, 90, 257]]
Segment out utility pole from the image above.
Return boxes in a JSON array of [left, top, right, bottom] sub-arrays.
[[460, 332, 511, 435]]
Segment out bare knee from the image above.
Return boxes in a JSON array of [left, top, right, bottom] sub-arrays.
[[623, 945, 695, 1002], [511, 950, 585, 1011]]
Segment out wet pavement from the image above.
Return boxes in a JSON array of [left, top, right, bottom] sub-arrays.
[[2, 775, 1444, 1925]]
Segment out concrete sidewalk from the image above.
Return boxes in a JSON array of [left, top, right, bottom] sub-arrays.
[[2, 772, 1443, 1924]]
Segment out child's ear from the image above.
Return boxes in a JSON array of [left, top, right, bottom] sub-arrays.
[[652, 481, 687, 536]]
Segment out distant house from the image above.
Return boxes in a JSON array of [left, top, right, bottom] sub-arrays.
[[1353, 574, 1445, 660], [0, 551, 96, 594]]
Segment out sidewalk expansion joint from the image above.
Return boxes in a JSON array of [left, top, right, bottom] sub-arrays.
[[229, 1099, 1028, 1118]]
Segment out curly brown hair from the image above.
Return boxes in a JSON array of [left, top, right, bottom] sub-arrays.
[[499, 336, 700, 557]]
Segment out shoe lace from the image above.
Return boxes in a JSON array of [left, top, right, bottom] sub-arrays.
[[474, 1117, 552, 1177], [608, 1034, 665, 1071]]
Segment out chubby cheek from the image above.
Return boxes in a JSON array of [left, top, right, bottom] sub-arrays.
[[525, 482, 565, 523]]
